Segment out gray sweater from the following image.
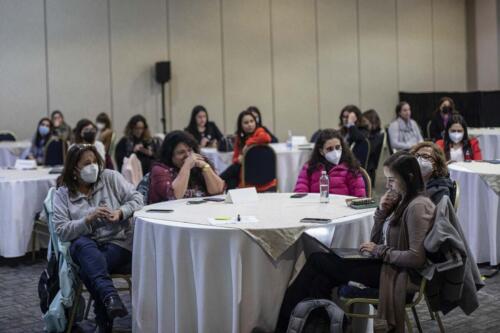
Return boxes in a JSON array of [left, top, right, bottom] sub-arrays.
[[53, 169, 143, 251]]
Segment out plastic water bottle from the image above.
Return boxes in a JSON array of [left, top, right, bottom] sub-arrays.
[[320, 170, 329, 203], [286, 130, 293, 150]]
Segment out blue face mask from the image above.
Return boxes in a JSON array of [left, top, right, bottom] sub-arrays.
[[38, 125, 50, 136]]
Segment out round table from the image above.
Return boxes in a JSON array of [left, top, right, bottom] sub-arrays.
[[448, 161, 500, 265], [0, 167, 58, 257], [132, 193, 375, 333], [468, 127, 500, 160], [201, 143, 312, 193], [0, 140, 31, 167]]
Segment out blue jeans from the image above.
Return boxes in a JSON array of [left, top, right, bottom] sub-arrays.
[[70, 236, 131, 325]]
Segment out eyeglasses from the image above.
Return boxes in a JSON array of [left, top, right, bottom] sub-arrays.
[[414, 153, 434, 161]]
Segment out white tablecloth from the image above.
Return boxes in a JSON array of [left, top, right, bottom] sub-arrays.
[[448, 162, 500, 265], [132, 193, 374, 333], [201, 143, 312, 193], [0, 140, 31, 167], [0, 167, 58, 257], [468, 127, 500, 160]]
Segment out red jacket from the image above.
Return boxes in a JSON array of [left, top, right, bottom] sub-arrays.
[[435, 137, 482, 161], [294, 162, 366, 197], [232, 127, 272, 164]]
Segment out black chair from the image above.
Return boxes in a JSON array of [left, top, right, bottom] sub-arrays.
[[44, 137, 66, 166], [0, 131, 16, 142], [242, 144, 277, 192], [351, 138, 371, 170]]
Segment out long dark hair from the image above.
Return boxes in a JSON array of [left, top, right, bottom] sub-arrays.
[[338, 105, 360, 128], [186, 105, 208, 134], [236, 110, 258, 148], [307, 129, 360, 177], [395, 101, 410, 118], [443, 114, 471, 160], [73, 119, 97, 144], [383, 151, 424, 224], [60, 144, 104, 194], [124, 114, 152, 141], [363, 109, 381, 133], [247, 106, 262, 126], [96, 112, 112, 130], [34, 117, 53, 146], [435, 96, 456, 115], [157, 130, 210, 191]]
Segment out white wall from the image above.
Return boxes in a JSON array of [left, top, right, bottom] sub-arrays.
[[0, 0, 468, 141]]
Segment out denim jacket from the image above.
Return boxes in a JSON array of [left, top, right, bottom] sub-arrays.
[[53, 169, 143, 251]]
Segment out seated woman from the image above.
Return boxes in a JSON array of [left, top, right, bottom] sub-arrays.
[[339, 105, 369, 144], [435, 114, 482, 162], [410, 141, 455, 205], [52, 144, 143, 333], [72, 119, 106, 162], [51, 110, 73, 142], [220, 110, 276, 191], [276, 151, 435, 333], [363, 109, 384, 186], [184, 105, 223, 148], [28, 117, 55, 165], [115, 115, 155, 173], [247, 106, 278, 143], [294, 129, 366, 197], [148, 131, 225, 203], [96, 112, 115, 169], [388, 101, 423, 150], [429, 96, 458, 141]]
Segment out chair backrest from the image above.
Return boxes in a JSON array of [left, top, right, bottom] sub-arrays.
[[242, 144, 277, 188], [358, 167, 372, 198], [453, 180, 460, 212], [384, 126, 394, 155], [371, 131, 385, 170], [351, 137, 371, 169], [426, 120, 432, 140], [0, 131, 16, 142], [44, 137, 66, 166]]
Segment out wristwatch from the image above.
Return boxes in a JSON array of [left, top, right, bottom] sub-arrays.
[[202, 163, 211, 172]]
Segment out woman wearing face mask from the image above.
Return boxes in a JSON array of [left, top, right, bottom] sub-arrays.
[[184, 105, 223, 148], [71, 119, 106, 162], [28, 117, 55, 165], [276, 151, 435, 333], [388, 101, 423, 150], [410, 141, 455, 205], [52, 144, 143, 333], [435, 114, 482, 163], [429, 97, 458, 141], [95, 113, 113, 151], [148, 131, 225, 203], [115, 114, 155, 173], [247, 106, 279, 143], [220, 110, 275, 191], [294, 129, 365, 197], [51, 110, 73, 142]]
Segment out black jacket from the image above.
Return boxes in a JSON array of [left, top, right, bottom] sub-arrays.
[[185, 121, 223, 145]]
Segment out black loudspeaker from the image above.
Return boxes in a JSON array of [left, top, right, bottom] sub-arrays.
[[155, 61, 171, 84]]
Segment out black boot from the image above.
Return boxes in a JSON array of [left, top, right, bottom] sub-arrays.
[[96, 320, 113, 333], [103, 294, 128, 320]]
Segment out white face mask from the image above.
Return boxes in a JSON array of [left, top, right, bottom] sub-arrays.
[[449, 132, 464, 143], [325, 149, 342, 165], [417, 157, 433, 178], [80, 164, 99, 184], [96, 122, 105, 131]]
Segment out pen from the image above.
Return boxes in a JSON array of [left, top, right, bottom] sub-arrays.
[[214, 216, 231, 221]]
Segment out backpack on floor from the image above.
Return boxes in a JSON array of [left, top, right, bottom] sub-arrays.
[[286, 299, 345, 333]]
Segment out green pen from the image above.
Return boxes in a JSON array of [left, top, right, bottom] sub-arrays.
[[214, 216, 232, 221]]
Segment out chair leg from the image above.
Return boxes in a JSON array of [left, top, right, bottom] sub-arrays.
[[405, 310, 413, 333], [434, 311, 446, 333], [424, 296, 436, 320], [31, 230, 36, 262], [66, 281, 83, 333], [411, 306, 423, 333], [84, 297, 93, 320]]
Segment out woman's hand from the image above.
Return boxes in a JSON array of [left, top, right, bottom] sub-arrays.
[[359, 242, 377, 254], [85, 206, 111, 224], [107, 209, 123, 223], [347, 112, 357, 126], [379, 190, 400, 213], [200, 137, 209, 147], [133, 143, 144, 153], [190, 153, 208, 168], [184, 154, 197, 169]]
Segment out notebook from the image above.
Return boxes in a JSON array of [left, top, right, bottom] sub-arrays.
[[302, 233, 380, 261]]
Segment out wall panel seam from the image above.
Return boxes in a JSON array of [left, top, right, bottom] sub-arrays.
[[219, 0, 227, 133], [314, 0, 321, 128], [269, 0, 276, 133], [431, 0, 436, 91], [166, 0, 172, 132], [107, 0, 115, 123], [395, 0, 400, 95], [43, 0, 50, 116], [356, 0, 362, 107]]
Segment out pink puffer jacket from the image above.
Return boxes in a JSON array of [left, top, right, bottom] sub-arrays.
[[294, 162, 366, 197]]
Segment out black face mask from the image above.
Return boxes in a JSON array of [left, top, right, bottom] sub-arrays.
[[82, 129, 97, 143], [441, 106, 452, 115]]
